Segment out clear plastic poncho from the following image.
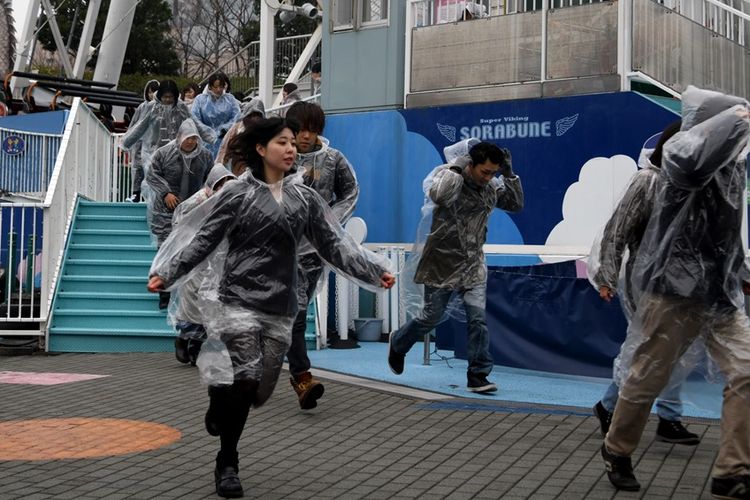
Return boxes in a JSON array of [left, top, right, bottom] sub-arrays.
[[614, 86, 750, 406], [400, 138, 524, 322], [191, 88, 241, 159], [145, 119, 214, 246], [215, 97, 266, 166], [168, 163, 236, 330], [121, 99, 217, 196], [149, 166, 392, 387]]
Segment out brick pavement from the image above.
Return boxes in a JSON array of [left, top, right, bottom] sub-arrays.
[[0, 353, 718, 499]]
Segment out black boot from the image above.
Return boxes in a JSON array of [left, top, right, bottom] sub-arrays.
[[215, 451, 243, 498], [158, 291, 171, 309], [187, 339, 203, 366], [174, 338, 189, 364], [601, 444, 640, 491]]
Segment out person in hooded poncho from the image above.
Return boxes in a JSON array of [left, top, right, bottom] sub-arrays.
[[588, 121, 701, 447], [124, 79, 159, 202], [388, 139, 523, 393], [215, 97, 266, 172], [147, 117, 395, 499], [599, 87, 750, 499], [171, 163, 237, 366], [191, 72, 241, 159], [122, 80, 217, 195], [282, 101, 360, 410], [146, 118, 214, 247]]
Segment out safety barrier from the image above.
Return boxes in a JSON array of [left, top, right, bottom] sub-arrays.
[[0, 126, 61, 194]]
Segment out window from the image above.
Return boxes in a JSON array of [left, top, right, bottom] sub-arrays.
[[332, 0, 389, 31], [361, 0, 388, 24]]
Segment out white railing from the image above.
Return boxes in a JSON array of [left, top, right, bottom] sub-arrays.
[[0, 203, 44, 331], [410, 0, 749, 46], [0, 126, 62, 194], [265, 93, 322, 117], [109, 133, 133, 203], [208, 33, 321, 95], [39, 98, 115, 347]]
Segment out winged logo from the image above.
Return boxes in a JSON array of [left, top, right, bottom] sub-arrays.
[[555, 114, 579, 137], [436, 122, 456, 142]]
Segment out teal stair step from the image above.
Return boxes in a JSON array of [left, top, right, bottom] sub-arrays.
[[67, 244, 156, 261], [52, 309, 169, 330], [78, 201, 147, 215], [48, 334, 174, 353], [73, 229, 153, 245], [50, 326, 174, 337], [75, 215, 149, 231], [63, 259, 153, 277], [58, 276, 150, 294], [54, 292, 160, 311]]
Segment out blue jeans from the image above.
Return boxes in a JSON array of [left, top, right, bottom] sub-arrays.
[[601, 380, 682, 421], [391, 285, 493, 377]]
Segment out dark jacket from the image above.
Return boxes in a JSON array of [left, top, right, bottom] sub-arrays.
[[159, 173, 386, 316], [415, 166, 524, 288]]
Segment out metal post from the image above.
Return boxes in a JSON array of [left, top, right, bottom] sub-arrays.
[[259, 0, 278, 106], [10, 0, 43, 97], [92, 0, 138, 88], [40, 0, 75, 77], [540, 0, 548, 83], [336, 273, 349, 340], [617, 0, 633, 91], [404, 1, 416, 107], [7, 230, 17, 295], [73, 0, 103, 79]]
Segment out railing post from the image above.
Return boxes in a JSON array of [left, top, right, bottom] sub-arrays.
[[541, 0, 548, 83], [618, 0, 633, 91]]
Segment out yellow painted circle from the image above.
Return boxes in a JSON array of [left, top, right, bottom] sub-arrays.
[[0, 418, 182, 460]]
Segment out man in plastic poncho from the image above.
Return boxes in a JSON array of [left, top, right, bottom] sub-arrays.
[[171, 164, 237, 365], [600, 87, 750, 499], [588, 120, 701, 447], [146, 118, 214, 309], [388, 139, 524, 393], [122, 80, 217, 194], [283, 101, 360, 410]]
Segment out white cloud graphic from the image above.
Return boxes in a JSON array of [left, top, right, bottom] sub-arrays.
[[543, 155, 637, 262]]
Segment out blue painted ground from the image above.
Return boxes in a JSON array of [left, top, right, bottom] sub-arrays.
[[308, 341, 722, 419]]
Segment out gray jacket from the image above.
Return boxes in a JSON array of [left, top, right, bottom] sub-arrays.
[[146, 121, 213, 244], [415, 166, 524, 288]]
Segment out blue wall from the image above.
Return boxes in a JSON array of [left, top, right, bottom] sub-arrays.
[[325, 91, 679, 245]]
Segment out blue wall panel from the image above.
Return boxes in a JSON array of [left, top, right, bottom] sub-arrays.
[[326, 91, 679, 246]]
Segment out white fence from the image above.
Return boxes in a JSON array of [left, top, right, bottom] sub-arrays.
[[410, 0, 750, 46], [0, 98, 117, 344], [0, 127, 61, 194]]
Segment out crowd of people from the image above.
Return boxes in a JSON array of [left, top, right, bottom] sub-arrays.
[[114, 72, 750, 500]]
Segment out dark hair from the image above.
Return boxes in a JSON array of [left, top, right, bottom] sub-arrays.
[[228, 117, 299, 181], [649, 120, 682, 167], [156, 80, 179, 104], [311, 61, 321, 73], [181, 82, 200, 98], [469, 142, 504, 166], [207, 72, 231, 92], [285, 101, 325, 134], [283, 82, 298, 94], [144, 80, 159, 101]]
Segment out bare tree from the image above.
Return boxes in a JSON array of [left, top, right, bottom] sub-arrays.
[[170, 0, 257, 81]]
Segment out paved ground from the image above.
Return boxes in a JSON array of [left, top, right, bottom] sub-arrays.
[[0, 352, 720, 499]]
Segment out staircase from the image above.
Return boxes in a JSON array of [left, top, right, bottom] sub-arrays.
[[48, 200, 173, 352]]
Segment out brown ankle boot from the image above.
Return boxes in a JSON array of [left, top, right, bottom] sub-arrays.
[[290, 371, 325, 410]]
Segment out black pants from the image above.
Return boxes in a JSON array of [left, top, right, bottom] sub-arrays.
[[286, 263, 324, 376], [209, 380, 257, 465]]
